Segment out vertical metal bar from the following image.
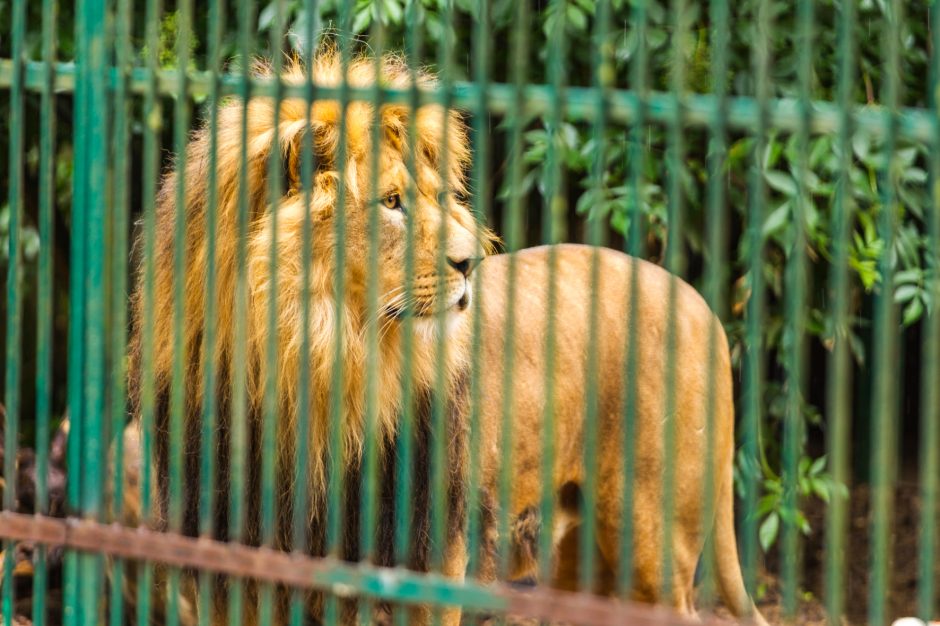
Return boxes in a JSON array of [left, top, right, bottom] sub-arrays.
[[699, 0, 731, 607], [137, 0, 164, 621], [108, 0, 133, 620], [431, 0, 456, 586], [63, 0, 86, 599], [229, 0, 256, 622], [465, 0, 492, 581], [742, 0, 772, 594], [580, 0, 612, 595], [260, 3, 287, 624], [496, 0, 530, 582], [167, 0, 194, 623], [659, 0, 689, 600], [361, 0, 387, 569], [32, 0, 59, 623], [618, 0, 649, 597], [780, 0, 813, 617], [823, 0, 855, 622], [198, 0, 225, 621], [289, 3, 319, 625], [3, 0, 27, 621], [394, 0, 423, 574], [72, 0, 111, 620], [919, 1, 940, 617], [326, 0, 353, 558], [868, 2, 903, 623], [325, 9, 353, 626], [537, 0, 568, 588]]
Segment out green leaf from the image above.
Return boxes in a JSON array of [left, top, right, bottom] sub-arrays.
[[894, 284, 919, 303], [759, 512, 780, 552], [764, 170, 798, 196], [762, 202, 791, 239], [351, 7, 371, 32], [903, 296, 924, 326]]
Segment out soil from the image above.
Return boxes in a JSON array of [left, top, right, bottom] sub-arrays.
[[713, 481, 940, 625]]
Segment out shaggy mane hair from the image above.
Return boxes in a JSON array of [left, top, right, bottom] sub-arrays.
[[125, 46, 493, 624]]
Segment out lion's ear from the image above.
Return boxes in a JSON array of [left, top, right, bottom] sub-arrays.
[[281, 120, 337, 194]]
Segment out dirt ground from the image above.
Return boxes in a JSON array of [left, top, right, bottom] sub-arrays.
[[711, 481, 940, 625]]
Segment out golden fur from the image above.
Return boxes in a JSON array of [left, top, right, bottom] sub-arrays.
[[120, 45, 763, 626], [472, 245, 768, 624], [123, 48, 492, 625]]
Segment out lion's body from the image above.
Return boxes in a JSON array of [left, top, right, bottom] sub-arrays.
[[120, 47, 763, 626], [473, 245, 766, 623]]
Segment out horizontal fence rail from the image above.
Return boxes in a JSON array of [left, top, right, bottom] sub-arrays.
[[0, 511, 731, 626], [0, 60, 937, 142]]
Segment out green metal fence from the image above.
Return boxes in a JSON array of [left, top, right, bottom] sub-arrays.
[[1, 1, 939, 625]]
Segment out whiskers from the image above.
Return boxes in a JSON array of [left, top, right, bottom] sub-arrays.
[[373, 286, 420, 345]]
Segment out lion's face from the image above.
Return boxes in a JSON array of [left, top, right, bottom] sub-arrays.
[[266, 55, 492, 346], [319, 134, 482, 324]]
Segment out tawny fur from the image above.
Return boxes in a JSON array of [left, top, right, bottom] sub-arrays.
[[119, 45, 764, 626], [122, 48, 491, 626], [473, 245, 768, 625]]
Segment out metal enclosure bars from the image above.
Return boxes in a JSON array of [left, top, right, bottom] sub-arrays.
[[1, 1, 939, 626]]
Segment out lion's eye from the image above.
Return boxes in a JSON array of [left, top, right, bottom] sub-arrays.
[[381, 193, 403, 212]]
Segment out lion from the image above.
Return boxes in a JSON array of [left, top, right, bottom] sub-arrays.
[[122, 48, 491, 626], [472, 245, 769, 624], [120, 46, 765, 626]]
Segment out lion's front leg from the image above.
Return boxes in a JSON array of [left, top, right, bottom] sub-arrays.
[[440, 533, 469, 626]]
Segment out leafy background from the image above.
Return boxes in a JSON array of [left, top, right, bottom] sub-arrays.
[[0, 0, 937, 596]]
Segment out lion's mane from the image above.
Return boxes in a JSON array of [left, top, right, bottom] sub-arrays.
[[126, 48, 488, 618]]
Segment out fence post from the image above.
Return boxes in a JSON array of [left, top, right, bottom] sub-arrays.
[[67, 0, 111, 623]]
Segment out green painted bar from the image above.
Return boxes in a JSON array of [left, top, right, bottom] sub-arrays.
[[920, 0, 940, 617], [430, 0, 457, 581], [258, 2, 287, 623], [388, 6, 425, 624], [107, 0, 133, 621], [324, 10, 354, 626], [579, 0, 612, 595], [32, 0, 59, 622], [198, 0, 225, 620], [6, 58, 940, 142], [537, 0, 568, 588], [71, 0, 110, 622], [360, 0, 387, 567], [781, 0, 813, 617], [166, 1, 194, 624], [823, 0, 856, 622], [698, 0, 731, 608], [393, 0, 423, 574], [289, 3, 319, 626], [465, 0, 492, 582], [326, 3, 353, 561], [868, 2, 903, 624], [3, 0, 27, 621], [227, 0, 256, 622], [496, 0, 530, 582], [617, 0, 649, 598], [137, 0, 164, 621], [657, 0, 691, 601], [742, 0, 772, 596]]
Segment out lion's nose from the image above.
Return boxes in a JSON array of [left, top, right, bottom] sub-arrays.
[[447, 256, 480, 278]]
